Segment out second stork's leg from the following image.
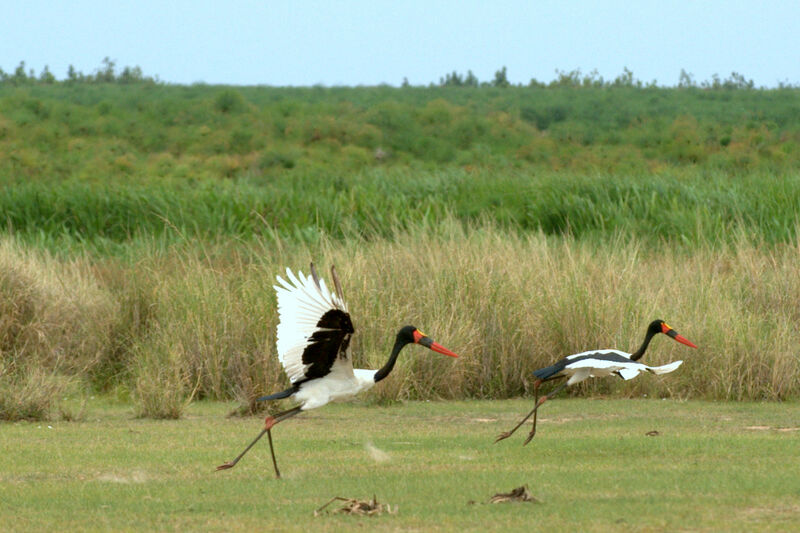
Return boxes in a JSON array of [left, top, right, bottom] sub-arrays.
[[522, 381, 569, 445], [495, 380, 543, 443]]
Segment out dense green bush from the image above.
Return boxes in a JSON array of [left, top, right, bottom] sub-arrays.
[[2, 170, 799, 251], [2, 84, 799, 187], [1, 83, 798, 252]]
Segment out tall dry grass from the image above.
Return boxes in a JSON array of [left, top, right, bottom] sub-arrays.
[[0, 239, 117, 419], [334, 223, 799, 402], [1, 223, 799, 419]]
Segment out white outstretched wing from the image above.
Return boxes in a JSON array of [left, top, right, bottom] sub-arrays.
[[616, 359, 683, 380], [561, 350, 683, 383], [273, 265, 354, 384]]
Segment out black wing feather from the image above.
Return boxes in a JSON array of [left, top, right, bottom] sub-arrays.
[[534, 352, 633, 381], [298, 309, 355, 382]]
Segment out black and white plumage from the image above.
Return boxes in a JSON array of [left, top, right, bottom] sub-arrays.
[[496, 319, 697, 445], [216, 263, 458, 477]]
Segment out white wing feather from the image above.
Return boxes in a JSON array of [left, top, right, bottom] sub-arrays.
[[564, 356, 683, 382], [647, 360, 683, 375], [273, 267, 351, 384], [616, 367, 641, 380]]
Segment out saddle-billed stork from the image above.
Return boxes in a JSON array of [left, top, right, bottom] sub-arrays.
[[216, 263, 458, 477], [495, 319, 697, 445]]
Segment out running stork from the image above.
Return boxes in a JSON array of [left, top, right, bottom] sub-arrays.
[[495, 319, 697, 445], [216, 263, 459, 477]]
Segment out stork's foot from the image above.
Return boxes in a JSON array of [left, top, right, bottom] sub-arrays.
[[215, 462, 235, 471], [522, 428, 537, 446], [495, 431, 513, 443]]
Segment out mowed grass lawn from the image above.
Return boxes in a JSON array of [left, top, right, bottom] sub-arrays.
[[2, 398, 798, 532]]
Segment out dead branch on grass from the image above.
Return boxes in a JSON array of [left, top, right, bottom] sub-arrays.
[[314, 495, 396, 516]]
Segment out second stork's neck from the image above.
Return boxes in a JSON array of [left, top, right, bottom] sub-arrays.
[[630, 329, 659, 361], [373, 338, 409, 383]]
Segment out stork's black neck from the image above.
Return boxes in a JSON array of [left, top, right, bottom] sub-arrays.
[[373, 337, 410, 383], [630, 328, 659, 362]]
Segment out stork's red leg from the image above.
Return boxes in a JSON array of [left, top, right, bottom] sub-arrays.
[[215, 428, 268, 471], [523, 380, 568, 445], [270, 405, 303, 425], [216, 406, 302, 475], [266, 428, 280, 479], [529, 390, 540, 440], [495, 379, 543, 443]]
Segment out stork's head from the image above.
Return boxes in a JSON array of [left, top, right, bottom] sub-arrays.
[[650, 319, 698, 348], [397, 325, 458, 357]]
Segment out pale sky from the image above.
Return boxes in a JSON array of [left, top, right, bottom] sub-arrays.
[[2, 1, 798, 87]]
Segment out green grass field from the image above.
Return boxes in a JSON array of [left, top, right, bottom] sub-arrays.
[[2, 399, 798, 532]]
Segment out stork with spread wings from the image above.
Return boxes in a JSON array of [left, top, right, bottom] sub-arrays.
[[216, 263, 458, 477]]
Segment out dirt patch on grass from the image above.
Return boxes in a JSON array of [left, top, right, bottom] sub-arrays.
[[538, 413, 621, 424], [95, 470, 149, 484], [739, 504, 800, 523], [744, 426, 800, 432]]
